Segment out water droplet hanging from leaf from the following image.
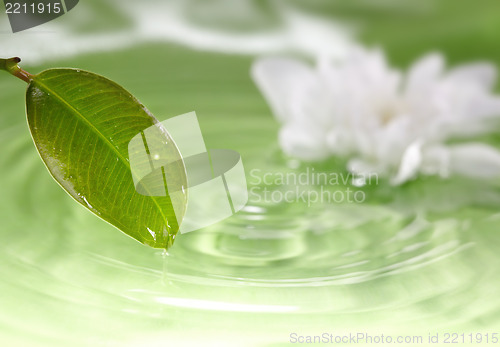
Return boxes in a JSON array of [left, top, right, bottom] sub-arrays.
[[0, 57, 187, 249]]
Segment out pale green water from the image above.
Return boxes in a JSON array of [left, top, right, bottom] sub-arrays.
[[2, 44, 500, 346]]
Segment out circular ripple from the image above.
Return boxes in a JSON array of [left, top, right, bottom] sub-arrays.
[[1, 127, 500, 346]]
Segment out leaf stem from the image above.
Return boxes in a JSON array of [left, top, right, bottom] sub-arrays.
[[0, 57, 34, 83]]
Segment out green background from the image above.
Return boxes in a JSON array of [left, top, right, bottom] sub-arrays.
[[1, 0, 500, 346]]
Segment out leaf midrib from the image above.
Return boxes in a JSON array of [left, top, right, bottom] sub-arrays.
[[32, 77, 172, 231]]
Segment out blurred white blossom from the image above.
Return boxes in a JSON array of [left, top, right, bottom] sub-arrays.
[[252, 48, 500, 184]]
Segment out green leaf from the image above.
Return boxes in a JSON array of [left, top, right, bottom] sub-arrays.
[[1, 58, 188, 249]]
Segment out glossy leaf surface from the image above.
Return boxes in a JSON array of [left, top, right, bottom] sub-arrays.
[[26, 68, 187, 249]]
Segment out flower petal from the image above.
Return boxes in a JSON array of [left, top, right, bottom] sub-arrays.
[[251, 57, 317, 123], [347, 158, 383, 177], [391, 141, 423, 185], [446, 63, 497, 89], [279, 122, 330, 161], [405, 53, 445, 94], [403, 53, 446, 123], [448, 143, 500, 178]]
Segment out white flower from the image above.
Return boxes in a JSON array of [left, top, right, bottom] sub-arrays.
[[252, 48, 500, 184]]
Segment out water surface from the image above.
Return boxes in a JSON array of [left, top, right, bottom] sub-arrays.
[[1, 45, 500, 347]]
